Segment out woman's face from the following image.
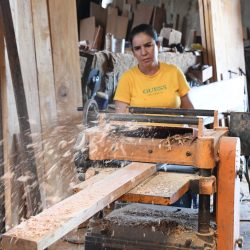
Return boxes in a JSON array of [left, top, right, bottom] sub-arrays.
[[132, 32, 159, 68]]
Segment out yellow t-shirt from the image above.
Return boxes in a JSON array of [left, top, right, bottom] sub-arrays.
[[114, 62, 190, 108]]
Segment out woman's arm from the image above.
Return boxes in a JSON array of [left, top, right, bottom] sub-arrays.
[[180, 93, 194, 109], [114, 100, 129, 113]]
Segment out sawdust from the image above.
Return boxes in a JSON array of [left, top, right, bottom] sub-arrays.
[[161, 134, 194, 151], [36, 118, 86, 207], [3, 117, 86, 231], [108, 125, 194, 152], [127, 172, 197, 198], [101, 205, 198, 237], [85, 168, 98, 180]]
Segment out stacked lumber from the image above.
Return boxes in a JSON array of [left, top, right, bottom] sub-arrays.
[[1, 0, 82, 230], [79, 1, 167, 50], [198, 0, 245, 82]]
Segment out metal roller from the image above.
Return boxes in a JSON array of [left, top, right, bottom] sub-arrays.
[[129, 106, 216, 117], [105, 113, 200, 125]]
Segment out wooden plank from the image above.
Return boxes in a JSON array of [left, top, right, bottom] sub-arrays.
[[7, 134, 26, 227], [216, 137, 241, 250], [200, 0, 217, 82], [112, 0, 125, 14], [208, 0, 245, 81], [0, 17, 20, 230], [122, 3, 131, 17], [92, 25, 104, 50], [115, 16, 128, 39], [152, 5, 166, 34], [2, 162, 156, 250], [15, 0, 46, 211], [205, 0, 217, 81], [0, 0, 42, 216], [31, 0, 57, 128], [48, 0, 82, 121], [106, 13, 128, 39], [202, 0, 215, 78], [175, 14, 180, 30], [107, 6, 118, 16], [106, 12, 117, 35], [0, 6, 15, 230], [30, 0, 56, 209], [72, 168, 117, 193], [0, 11, 5, 233], [132, 5, 154, 29], [90, 2, 107, 31], [127, 0, 137, 12], [73, 170, 199, 206], [11, 0, 42, 135], [80, 16, 96, 45], [120, 172, 198, 205], [198, 0, 208, 64]]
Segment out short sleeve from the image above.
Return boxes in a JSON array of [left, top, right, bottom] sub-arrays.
[[176, 67, 190, 97], [113, 72, 131, 104]]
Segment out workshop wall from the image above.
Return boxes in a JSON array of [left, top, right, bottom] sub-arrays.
[[0, 0, 82, 229], [162, 0, 200, 46]]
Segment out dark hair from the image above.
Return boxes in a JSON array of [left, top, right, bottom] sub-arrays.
[[129, 24, 158, 45]]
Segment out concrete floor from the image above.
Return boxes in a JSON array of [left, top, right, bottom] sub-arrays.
[[48, 175, 250, 250]]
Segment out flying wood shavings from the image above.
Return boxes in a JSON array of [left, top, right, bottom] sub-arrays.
[[1, 172, 14, 180], [161, 134, 193, 151], [58, 140, 68, 149], [17, 175, 32, 183]]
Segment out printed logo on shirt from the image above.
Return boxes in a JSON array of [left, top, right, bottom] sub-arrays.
[[142, 84, 167, 95]]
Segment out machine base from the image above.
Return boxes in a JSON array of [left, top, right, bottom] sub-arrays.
[[85, 203, 216, 250]]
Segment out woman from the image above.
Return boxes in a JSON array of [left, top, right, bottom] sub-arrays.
[[114, 24, 196, 208], [114, 23, 194, 112]]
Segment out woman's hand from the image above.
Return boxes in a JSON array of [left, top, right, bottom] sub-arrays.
[[180, 94, 194, 109], [114, 101, 129, 113]]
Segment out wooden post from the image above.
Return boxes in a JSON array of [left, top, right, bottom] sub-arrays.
[[0, 3, 5, 233], [0, 0, 42, 215], [0, 52, 5, 234], [217, 137, 241, 249]]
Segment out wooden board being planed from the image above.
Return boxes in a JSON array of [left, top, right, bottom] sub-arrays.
[[73, 169, 199, 206], [120, 172, 199, 205], [1, 163, 156, 250], [72, 168, 117, 193]]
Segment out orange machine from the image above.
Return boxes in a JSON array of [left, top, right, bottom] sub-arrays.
[[76, 106, 242, 249]]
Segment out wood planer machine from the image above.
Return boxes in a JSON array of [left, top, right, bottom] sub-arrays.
[[75, 104, 248, 249]]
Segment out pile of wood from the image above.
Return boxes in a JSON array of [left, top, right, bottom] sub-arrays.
[[198, 0, 245, 82], [79, 1, 166, 50]]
